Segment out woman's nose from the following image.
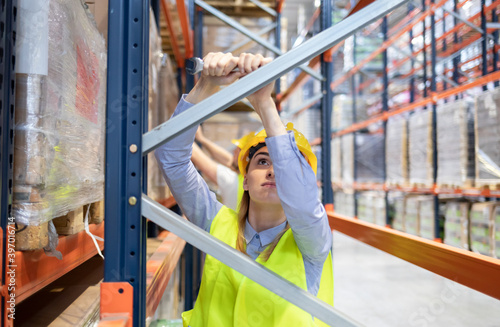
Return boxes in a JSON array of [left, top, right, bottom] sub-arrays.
[[267, 166, 274, 178]]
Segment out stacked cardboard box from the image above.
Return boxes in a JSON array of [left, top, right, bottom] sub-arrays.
[[355, 133, 385, 184], [469, 202, 496, 257], [341, 134, 354, 188], [444, 201, 470, 250], [334, 191, 355, 218], [437, 100, 475, 188], [474, 88, 500, 188], [390, 194, 406, 232], [13, 0, 106, 248], [330, 137, 342, 186], [386, 116, 408, 186], [408, 109, 433, 187]]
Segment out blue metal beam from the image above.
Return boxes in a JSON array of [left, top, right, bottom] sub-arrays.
[[320, 0, 333, 204], [104, 1, 149, 325]]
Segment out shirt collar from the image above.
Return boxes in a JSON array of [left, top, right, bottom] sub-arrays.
[[244, 220, 287, 246]]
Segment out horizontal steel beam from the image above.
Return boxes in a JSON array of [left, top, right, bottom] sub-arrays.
[[195, 0, 323, 81], [143, 0, 411, 154], [142, 195, 362, 326], [248, 0, 277, 17]]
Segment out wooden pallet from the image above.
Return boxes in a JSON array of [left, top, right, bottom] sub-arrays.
[[53, 201, 105, 235], [15, 222, 49, 251], [475, 183, 500, 192]]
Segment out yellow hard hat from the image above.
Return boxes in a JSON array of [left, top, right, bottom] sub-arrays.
[[238, 122, 317, 176], [231, 131, 256, 149]]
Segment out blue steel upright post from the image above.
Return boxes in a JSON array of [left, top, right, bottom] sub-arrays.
[[320, 0, 333, 204], [382, 16, 390, 226], [104, 0, 149, 325], [430, 0, 440, 241], [1, 1, 17, 326]]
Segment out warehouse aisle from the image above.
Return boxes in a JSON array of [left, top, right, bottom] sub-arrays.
[[332, 232, 500, 327]]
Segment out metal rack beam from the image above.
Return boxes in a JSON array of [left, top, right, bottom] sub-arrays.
[[327, 211, 500, 301]]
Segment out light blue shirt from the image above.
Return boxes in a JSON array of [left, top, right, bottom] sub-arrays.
[[155, 95, 332, 295]]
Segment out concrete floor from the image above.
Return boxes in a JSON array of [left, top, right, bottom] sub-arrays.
[[332, 232, 500, 327]]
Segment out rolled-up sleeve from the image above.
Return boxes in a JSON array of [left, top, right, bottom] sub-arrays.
[[266, 132, 332, 264], [154, 95, 223, 231]]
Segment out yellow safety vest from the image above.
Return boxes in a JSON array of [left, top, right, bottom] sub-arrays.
[[182, 206, 334, 327]]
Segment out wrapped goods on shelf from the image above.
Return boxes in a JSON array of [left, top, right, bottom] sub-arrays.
[[408, 109, 433, 187], [357, 191, 386, 226], [341, 134, 354, 187], [494, 205, 500, 259], [355, 133, 384, 184], [386, 116, 408, 186], [419, 196, 438, 241], [331, 137, 342, 186], [469, 202, 496, 257], [334, 191, 355, 218], [444, 201, 470, 250], [436, 100, 475, 188], [389, 193, 406, 232], [404, 196, 420, 236], [332, 94, 353, 131], [474, 88, 500, 188], [13, 0, 106, 226], [147, 9, 172, 201]]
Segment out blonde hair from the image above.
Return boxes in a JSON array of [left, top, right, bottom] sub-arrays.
[[236, 190, 290, 262]]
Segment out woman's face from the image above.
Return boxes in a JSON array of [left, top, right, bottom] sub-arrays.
[[243, 146, 281, 205]]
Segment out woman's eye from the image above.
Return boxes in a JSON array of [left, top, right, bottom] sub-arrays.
[[258, 159, 269, 165]]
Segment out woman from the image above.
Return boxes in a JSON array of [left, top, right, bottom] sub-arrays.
[[155, 52, 333, 327]]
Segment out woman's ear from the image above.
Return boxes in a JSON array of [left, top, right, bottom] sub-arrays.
[[243, 175, 249, 191]]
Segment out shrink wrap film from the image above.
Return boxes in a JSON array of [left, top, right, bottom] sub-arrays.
[[408, 109, 433, 187], [469, 202, 496, 257], [13, 0, 106, 226], [474, 88, 500, 187], [436, 100, 475, 188], [444, 201, 470, 250], [386, 116, 408, 186]]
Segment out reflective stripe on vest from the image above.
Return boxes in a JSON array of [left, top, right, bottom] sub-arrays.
[[182, 206, 334, 327]]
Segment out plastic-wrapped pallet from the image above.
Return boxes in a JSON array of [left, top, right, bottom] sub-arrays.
[[147, 9, 173, 202], [355, 133, 384, 184], [331, 137, 342, 187], [444, 201, 470, 250], [418, 196, 436, 240], [373, 193, 387, 227], [332, 94, 353, 131], [386, 116, 408, 186], [474, 88, 500, 188], [404, 196, 420, 236], [436, 100, 475, 188], [494, 205, 500, 259], [389, 193, 406, 232], [469, 202, 496, 257], [13, 0, 106, 236], [341, 134, 354, 187], [408, 109, 433, 187], [333, 191, 355, 218], [357, 192, 374, 223]]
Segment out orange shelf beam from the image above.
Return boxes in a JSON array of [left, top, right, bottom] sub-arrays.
[[146, 232, 186, 318], [15, 222, 105, 303], [161, 0, 184, 68], [327, 211, 500, 301]]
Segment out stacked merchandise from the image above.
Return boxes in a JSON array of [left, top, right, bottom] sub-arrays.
[[330, 137, 342, 187], [357, 192, 374, 223], [494, 205, 500, 259], [436, 100, 475, 188], [355, 133, 384, 184], [404, 196, 420, 236], [357, 191, 386, 226], [389, 193, 406, 232], [469, 202, 496, 257], [147, 9, 174, 202], [408, 109, 433, 187], [386, 116, 408, 186], [333, 191, 355, 218], [418, 196, 438, 240], [332, 94, 353, 131], [13, 0, 106, 250], [341, 134, 354, 188], [444, 201, 470, 250], [474, 88, 500, 188]]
